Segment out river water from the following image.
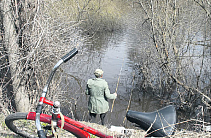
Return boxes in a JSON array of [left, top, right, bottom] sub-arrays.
[[58, 8, 210, 129], [59, 26, 168, 128]]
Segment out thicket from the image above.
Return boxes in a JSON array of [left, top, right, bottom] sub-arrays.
[[45, 0, 128, 34], [127, 0, 211, 126], [0, 0, 127, 113]]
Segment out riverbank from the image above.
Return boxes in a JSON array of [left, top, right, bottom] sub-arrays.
[[1, 114, 210, 138]]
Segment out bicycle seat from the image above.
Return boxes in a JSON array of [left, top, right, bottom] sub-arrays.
[[126, 105, 176, 137]]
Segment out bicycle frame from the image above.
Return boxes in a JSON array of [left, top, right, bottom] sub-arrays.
[[35, 48, 113, 138]]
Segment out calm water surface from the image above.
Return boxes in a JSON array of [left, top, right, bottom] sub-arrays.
[[60, 28, 164, 128]]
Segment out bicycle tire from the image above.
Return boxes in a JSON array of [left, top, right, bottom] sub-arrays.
[[5, 112, 40, 138], [5, 112, 90, 138]]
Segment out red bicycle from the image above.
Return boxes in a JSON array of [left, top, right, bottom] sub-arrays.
[[5, 48, 176, 138], [5, 48, 114, 138]]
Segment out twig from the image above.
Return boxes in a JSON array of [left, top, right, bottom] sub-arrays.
[[144, 114, 157, 136], [145, 118, 210, 137], [123, 74, 135, 123]]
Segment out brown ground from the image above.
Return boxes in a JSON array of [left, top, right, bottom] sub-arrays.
[[0, 114, 210, 138]]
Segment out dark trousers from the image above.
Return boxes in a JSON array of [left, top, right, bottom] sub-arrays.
[[89, 112, 107, 125]]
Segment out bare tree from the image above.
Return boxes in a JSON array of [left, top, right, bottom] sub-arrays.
[[1, 0, 30, 112], [193, 0, 211, 19], [132, 0, 210, 110], [0, 0, 86, 112]]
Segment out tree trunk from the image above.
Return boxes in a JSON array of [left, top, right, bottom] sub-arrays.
[[1, 0, 29, 112]]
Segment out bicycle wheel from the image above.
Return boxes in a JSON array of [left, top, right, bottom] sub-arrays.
[[5, 112, 50, 138], [5, 112, 90, 138]]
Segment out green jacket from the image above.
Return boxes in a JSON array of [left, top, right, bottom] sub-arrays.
[[86, 78, 117, 114]]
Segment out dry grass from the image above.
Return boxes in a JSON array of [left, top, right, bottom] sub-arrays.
[[172, 130, 211, 138], [79, 121, 146, 137], [0, 114, 210, 138]]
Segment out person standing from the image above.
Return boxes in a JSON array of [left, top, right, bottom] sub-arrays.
[[85, 69, 117, 125]]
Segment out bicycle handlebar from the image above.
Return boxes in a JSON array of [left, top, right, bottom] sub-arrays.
[[36, 47, 78, 138], [61, 48, 78, 63]]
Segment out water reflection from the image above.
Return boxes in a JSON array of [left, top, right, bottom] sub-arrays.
[[56, 15, 210, 129], [57, 29, 167, 128]]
